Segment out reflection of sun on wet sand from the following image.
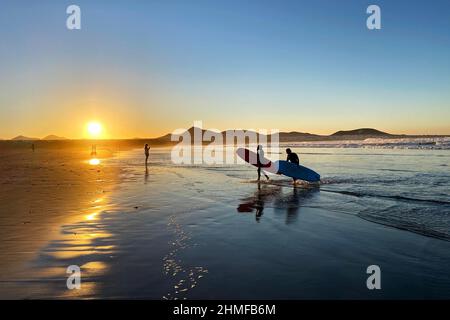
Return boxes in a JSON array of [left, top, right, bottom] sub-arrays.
[[0, 143, 119, 298]]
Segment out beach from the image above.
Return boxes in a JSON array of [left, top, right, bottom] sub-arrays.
[[0, 143, 449, 299], [0, 142, 119, 298]]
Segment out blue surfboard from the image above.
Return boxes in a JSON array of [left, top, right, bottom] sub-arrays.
[[236, 148, 321, 182], [277, 160, 320, 182]]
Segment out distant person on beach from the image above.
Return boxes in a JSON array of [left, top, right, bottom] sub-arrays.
[[91, 145, 97, 156], [144, 144, 150, 165], [286, 148, 300, 183], [31, 143, 35, 153], [256, 145, 269, 181]]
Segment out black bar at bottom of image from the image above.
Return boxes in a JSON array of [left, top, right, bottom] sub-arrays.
[[1, 300, 449, 319]]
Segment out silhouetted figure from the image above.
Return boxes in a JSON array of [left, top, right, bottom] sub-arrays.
[[91, 144, 97, 156], [256, 145, 269, 181], [144, 144, 150, 165], [31, 143, 35, 153], [286, 148, 300, 183]]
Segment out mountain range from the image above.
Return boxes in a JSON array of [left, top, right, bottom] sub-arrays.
[[157, 127, 397, 143], [11, 135, 68, 141], [8, 128, 447, 143]]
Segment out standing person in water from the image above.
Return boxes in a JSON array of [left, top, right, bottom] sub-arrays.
[[144, 144, 150, 165], [286, 148, 300, 183], [256, 145, 269, 181]]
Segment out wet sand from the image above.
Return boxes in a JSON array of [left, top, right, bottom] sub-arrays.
[[1, 146, 449, 299], [92, 149, 450, 299], [0, 144, 119, 298]]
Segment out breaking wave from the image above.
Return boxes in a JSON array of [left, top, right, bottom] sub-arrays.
[[284, 137, 450, 150]]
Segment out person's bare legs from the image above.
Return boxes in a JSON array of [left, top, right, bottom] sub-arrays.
[[258, 167, 269, 181]]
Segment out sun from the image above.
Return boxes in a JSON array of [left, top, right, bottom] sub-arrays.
[[86, 122, 102, 138]]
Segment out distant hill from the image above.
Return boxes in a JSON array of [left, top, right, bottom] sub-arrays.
[[327, 128, 394, 141], [279, 131, 324, 142], [331, 128, 390, 137], [43, 135, 68, 140], [11, 135, 40, 141]]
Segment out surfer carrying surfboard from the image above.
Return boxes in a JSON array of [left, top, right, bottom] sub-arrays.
[[286, 148, 300, 183], [257, 145, 270, 181], [236, 147, 320, 183]]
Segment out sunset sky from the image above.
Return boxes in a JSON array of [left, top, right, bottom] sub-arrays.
[[0, 0, 449, 139]]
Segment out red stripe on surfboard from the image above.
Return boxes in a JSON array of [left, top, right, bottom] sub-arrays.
[[244, 149, 272, 168]]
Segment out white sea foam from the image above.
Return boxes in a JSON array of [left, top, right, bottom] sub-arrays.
[[283, 137, 450, 150]]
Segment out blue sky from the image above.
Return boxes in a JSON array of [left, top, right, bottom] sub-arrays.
[[0, 0, 449, 138]]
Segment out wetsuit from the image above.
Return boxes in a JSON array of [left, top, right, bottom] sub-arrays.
[[287, 152, 299, 165], [287, 152, 300, 182], [257, 149, 269, 181]]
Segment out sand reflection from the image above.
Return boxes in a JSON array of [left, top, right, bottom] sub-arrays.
[[238, 182, 319, 224], [89, 158, 101, 166], [28, 193, 116, 298]]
